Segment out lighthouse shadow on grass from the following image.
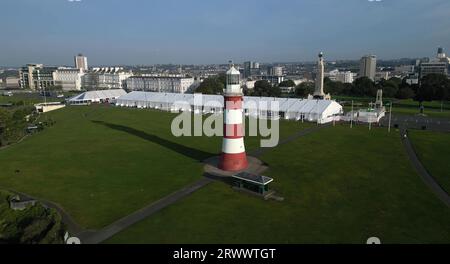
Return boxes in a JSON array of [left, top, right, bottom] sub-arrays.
[[91, 120, 214, 162]]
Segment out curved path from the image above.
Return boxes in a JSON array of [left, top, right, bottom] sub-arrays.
[[400, 128, 450, 208]]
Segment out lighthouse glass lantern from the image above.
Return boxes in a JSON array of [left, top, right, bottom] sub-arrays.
[[225, 67, 242, 94]]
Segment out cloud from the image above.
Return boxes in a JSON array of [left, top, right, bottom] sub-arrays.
[[368, 0, 383, 2], [68, 0, 82, 2]]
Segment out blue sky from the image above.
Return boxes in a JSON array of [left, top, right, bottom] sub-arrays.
[[1, 0, 450, 66]]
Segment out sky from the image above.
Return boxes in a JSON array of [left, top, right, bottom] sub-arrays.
[[1, 0, 450, 66]]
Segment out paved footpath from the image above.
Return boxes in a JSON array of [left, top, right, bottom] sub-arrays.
[[79, 177, 213, 244], [400, 128, 450, 208]]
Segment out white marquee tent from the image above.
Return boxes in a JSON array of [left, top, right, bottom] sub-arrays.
[[67, 89, 127, 105], [115, 91, 343, 124]]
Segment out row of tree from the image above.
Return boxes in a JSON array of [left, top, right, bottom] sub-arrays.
[[0, 190, 66, 244], [195, 73, 450, 104], [0, 105, 36, 147], [195, 73, 226, 95], [321, 76, 416, 99], [320, 73, 450, 103]]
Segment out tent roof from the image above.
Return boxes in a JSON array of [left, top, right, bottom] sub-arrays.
[[68, 89, 127, 102], [115, 91, 342, 115]]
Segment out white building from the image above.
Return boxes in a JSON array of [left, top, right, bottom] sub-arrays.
[[327, 69, 354, 83], [19, 64, 58, 90], [53, 68, 85, 91], [35, 102, 66, 113], [336, 71, 354, 83], [394, 65, 415, 75], [5, 77, 20, 89], [375, 71, 391, 81], [268, 66, 283, 77], [360, 55, 377, 80], [82, 67, 133, 90], [292, 79, 308, 86], [74, 54, 88, 72], [260, 75, 284, 85], [126, 76, 195, 93], [419, 48, 450, 78], [245, 80, 256, 89]]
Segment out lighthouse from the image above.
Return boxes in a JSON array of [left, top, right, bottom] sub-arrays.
[[218, 64, 248, 171]]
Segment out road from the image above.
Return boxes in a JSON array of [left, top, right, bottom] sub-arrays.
[[380, 114, 450, 132]]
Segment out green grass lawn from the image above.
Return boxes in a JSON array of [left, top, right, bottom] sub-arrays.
[[0, 105, 312, 229], [409, 130, 450, 194], [396, 99, 450, 110], [0, 93, 45, 105], [106, 124, 450, 244], [392, 99, 450, 118]]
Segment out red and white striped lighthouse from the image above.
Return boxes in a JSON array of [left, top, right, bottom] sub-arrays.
[[219, 64, 248, 171]]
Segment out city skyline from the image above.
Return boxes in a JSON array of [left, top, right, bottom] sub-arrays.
[[1, 0, 450, 66]]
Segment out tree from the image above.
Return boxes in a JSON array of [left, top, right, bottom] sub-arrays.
[[342, 83, 354, 96], [294, 82, 314, 98], [388, 77, 402, 87], [324, 77, 344, 95], [195, 76, 224, 95], [251, 80, 281, 97], [12, 106, 35, 121], [278, 80, 296, 87], [395, 78, 415, 99], [0, 108, 12, 146], [216, 73, 226, 88], [377, 79, 399, 98], [0, 191, 66, 244], [353, 77, 376, 97], [396, 87, 415, 99], [416, 73, 450, 103]]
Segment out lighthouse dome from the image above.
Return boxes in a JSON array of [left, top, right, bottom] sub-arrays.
[[225, 65, 241, 93], [226, 66, 240, 76]]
